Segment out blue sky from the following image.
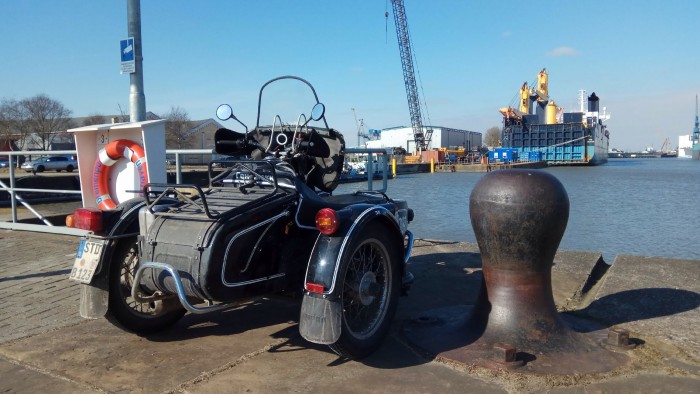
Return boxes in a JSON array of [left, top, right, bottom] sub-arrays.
[[2, 1, 698, 150]]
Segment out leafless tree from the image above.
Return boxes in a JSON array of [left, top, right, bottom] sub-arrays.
[[21, 94, 72, 150], [116, 104, 129, 123], [163, 106, 192, 149], [0, 100, 14, 146], [82, 114, 107, 126], [0, 99, 31, 151], [484, 126, 502, 147]]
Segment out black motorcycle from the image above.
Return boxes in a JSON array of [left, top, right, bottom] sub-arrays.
[[70, 76, 414, 359]]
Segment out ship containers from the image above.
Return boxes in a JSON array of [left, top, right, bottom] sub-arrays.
[[489, 148, 519, 162], [502, 117, 588, 163]]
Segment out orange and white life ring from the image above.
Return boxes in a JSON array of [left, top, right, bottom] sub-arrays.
[[92, 139, 149, 210]]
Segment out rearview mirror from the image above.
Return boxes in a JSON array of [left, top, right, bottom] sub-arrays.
[[216, 104, 233, 121], [311, 103, 325, 121]]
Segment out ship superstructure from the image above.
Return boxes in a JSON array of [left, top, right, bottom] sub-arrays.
[[499, 69, 609, 165]]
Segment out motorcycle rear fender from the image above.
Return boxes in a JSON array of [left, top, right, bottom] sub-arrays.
[[299, 205, 403, 344], [304, 204, 403, 297], [78, 199, 150, 319]]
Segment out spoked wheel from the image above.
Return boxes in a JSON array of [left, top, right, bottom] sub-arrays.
[[329, 224, 401, 359], [107, 236, 185, 334]]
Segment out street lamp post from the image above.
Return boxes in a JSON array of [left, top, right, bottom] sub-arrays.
[[127, 0, 146, 122]]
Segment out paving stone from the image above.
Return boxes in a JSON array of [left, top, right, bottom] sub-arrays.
[[1, 299, 302, 393], [548, 373, 700, 394], [397, 240, 483, 321], [189, 335, 506, 394], [0, 230, 81, 343], [0, 357, 96, 394], [0, 229, 698, 392], [579, 255, 700, 362]]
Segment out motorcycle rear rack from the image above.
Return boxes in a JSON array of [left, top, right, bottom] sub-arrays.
[[143, 161, 288, 220]]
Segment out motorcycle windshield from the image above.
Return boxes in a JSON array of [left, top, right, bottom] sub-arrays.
[[256, 77, 326, 131]]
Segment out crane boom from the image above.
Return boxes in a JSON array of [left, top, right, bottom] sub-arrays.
[[694, 95, 699, 144], [391, 0, 430, 154], [351, 107, 368, 146]]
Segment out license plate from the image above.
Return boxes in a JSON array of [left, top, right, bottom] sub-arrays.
[[69, 239, 105, 283]]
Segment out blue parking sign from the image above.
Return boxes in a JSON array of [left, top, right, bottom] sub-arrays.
[[120, 37, 135, 74], [120, 38, 134, 62]]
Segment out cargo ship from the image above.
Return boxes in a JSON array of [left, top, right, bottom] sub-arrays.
[[499, 69, 609, 165]]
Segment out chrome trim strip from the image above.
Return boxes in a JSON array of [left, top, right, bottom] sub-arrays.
[[294, 195, 317, 230], [240, 220, 275, 274], [404, 230, 414, 264], [303, 232, 323, 289], [326, 206, 390, 295], [224, 273, 286, 287], [221, 211, 289, 287]]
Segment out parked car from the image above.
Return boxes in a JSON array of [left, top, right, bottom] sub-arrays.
[[0, 158, 9, 168], [21, 156, 78, 173]]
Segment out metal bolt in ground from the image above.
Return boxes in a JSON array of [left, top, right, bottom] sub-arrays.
[[608, 328, 630, 347], [493, 343, 517, 362], [481, 342, 525, 369]]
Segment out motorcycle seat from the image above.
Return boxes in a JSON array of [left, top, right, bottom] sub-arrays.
[[293, 176, 389, 228], [319, 193, 386, 208]]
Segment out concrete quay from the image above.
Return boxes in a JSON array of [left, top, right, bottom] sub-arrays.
[[432, 161, 548, 173], [0, 230, 698, 393]]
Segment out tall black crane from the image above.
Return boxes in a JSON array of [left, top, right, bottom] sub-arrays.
[[390, 0, 431, 154]]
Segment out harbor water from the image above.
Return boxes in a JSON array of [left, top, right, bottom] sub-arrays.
[[336, 159, 700, 261]]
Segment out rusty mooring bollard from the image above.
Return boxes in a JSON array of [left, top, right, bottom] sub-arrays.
[[404, 169, 628, 374], [469, 169, 577, 352]]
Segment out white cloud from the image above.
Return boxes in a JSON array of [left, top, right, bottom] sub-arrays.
[[547, 46, 579, 57]]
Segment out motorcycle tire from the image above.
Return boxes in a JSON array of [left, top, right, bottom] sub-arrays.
[[106, 235, 186, 334], [329, 223, 401, 359]]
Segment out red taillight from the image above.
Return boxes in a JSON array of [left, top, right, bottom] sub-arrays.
[[315, 208, 339, 235], [306, 282, 324, 294], [71, 208, 104, 233]]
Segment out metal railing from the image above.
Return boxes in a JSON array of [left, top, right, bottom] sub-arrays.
[[1, 147, 393, 235], [0, 148, 217, 236], [344, 148, 392, 192], [166, 149, 216, 183], [0, 150, 86, 235]]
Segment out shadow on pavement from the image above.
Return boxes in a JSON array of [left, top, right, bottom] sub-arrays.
[[570, 287, 700, 332], [144, 296, 301, 342], [0, 268, 71, 282]]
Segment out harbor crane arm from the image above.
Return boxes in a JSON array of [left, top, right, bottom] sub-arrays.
[[390, 0, 430, 154], [351, 107, 368, 146]]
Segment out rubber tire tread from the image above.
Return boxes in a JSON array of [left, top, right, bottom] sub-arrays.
[[106, 235, 186, 335], [328, 223, 401, 359]]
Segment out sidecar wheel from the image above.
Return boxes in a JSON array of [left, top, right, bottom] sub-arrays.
[[329, 224, 401, 359], [107, 236, 186, 334]]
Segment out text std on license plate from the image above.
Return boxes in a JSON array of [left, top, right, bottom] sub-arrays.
[[70, 239, 105, 283]]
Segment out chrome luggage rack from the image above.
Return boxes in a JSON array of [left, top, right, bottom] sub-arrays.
[[143, 160, 288, 220]]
